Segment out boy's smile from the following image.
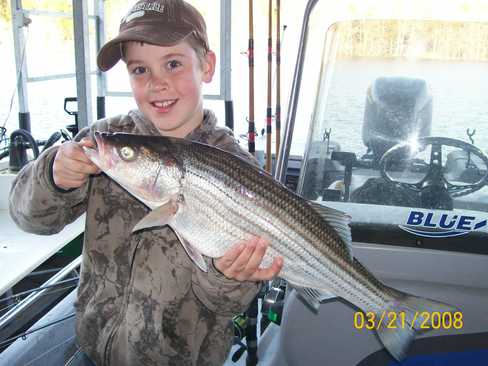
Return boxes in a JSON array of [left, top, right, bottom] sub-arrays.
[[151, 99, 177, 111], [125, 41, 215, 138]]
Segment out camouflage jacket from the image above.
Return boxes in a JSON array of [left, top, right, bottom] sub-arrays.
[[9, 109, 261, 366]]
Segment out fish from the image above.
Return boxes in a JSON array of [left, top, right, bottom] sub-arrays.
[[83, 131, 457, 362]]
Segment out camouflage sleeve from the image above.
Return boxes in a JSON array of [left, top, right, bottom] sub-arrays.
[[8, 145, 89, 235], [7, 124, 103, 235], [190, 127, 262, 315]]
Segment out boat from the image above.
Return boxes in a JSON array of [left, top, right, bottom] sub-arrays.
[[1, 0, 488, 365], [255, 1, 488, 365]]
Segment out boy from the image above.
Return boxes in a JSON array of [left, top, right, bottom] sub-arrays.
[[9, 0, 282, 365]]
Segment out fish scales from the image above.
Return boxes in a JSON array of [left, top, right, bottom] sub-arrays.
[[187, 142, 351, 258], [184, 177, 321, 283], [178, 143, 388, 308], [183, 162, 323, 259], [187, 145, 350, 255], [185, 150, 338, 262], [183, 180, 342, 295], [189, 146, 381, 287]]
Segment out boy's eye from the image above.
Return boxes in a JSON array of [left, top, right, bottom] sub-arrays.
[[167, 60, 182, 70], [131, 66, 147, 75]]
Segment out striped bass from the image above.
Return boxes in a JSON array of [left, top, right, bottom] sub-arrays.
[[84, 131, 456, 361]]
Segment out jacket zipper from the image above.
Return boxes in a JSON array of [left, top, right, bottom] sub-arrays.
[[103, 237, 142, 365]]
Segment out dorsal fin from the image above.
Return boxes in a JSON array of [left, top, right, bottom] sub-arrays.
[[308, 201, 353, 260]]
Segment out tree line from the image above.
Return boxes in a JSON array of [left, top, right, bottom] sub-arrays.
[[334, 20, 488, 61], [2, 2, 487, 61]]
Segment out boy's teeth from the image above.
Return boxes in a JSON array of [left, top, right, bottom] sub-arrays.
[[153, 100, 176, 108]]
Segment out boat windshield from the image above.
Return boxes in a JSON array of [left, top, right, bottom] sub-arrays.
[[299, 19, 488, 232]]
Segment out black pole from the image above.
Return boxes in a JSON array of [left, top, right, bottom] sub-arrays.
[[18, 112, 31, 133], [225, 100, 234, 131], [248, 0, 255, 155], [245, 296, 259, 366], [96, 96, 106, 120]]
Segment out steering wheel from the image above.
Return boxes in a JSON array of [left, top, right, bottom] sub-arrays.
[[379, 136, 488, 198]]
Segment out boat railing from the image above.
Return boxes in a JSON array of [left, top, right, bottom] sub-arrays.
[[275, 0, 318, 183], [0, 256, 81, 345]]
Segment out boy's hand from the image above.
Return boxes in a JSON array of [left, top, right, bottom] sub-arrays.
[[213, 237, 283, 282], [52, 138, 101, 190]]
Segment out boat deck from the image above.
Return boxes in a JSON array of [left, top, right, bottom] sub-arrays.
[[0, 168, 85, 297]]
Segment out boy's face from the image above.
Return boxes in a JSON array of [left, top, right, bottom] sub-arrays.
[[125, 41, 215, 138]]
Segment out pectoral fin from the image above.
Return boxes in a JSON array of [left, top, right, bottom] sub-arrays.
[[132, 200, 178, 233], [132, 200, 208, 272]]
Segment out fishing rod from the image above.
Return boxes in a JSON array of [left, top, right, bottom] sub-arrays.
[[1, 24, 30, 144], [275, 0, 281, 161], [248, 0, 255, 156], [265, 0, 273, 172], [0, 277, 79, 307], [0, 283, 78, 321], [31, 335, 77, 365], [0, 313, 76, 350], [245, 295, 259, 366]]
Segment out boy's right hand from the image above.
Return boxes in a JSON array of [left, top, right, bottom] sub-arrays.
[[52, 138, 101, 190]]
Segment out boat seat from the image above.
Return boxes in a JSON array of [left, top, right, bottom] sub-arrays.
[[350, 177, 421, 207]]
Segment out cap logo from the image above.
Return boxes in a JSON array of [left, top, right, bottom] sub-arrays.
[[122, 2, 165, 24], [124, 10, 145, 23]]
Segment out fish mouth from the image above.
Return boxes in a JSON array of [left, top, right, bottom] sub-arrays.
[[93, 131, 103, 151], [82, 131, 110, 170]]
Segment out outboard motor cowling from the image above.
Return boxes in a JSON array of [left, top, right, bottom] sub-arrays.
[[362, 77, 432, 164]]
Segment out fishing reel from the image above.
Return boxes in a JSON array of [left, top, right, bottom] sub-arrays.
[[230, 313, 248, 362], [261, 278, 287, 326], [63, 97, 79, 138], [231, 279, 287, 363]]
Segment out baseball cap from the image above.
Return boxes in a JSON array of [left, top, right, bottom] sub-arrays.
[[97, 0, 209, 71]]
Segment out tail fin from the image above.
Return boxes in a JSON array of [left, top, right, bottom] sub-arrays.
[[375, 288, 458, 361]]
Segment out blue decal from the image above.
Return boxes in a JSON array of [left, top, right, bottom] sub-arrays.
[[457, 216, 475, 230], [475, 220, 487, 230], [407, 211, 423, 225], [423, 213, 437, 228], [399, 226, 467, 238], [439, 214, 457, 229], [400, 211, 487, 238]]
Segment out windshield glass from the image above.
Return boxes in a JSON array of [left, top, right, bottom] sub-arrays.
[[299, 19, 488, 230]]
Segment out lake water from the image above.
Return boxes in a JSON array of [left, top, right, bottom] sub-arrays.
[[313, 59, 488, 155]]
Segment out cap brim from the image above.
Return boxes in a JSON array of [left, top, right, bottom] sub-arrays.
[[97, 25, 193, 71]]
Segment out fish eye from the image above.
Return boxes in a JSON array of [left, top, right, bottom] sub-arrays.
[[118, 146, 136, 161]]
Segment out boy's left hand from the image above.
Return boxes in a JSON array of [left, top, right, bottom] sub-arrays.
[[213, 237, 283, 282]]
